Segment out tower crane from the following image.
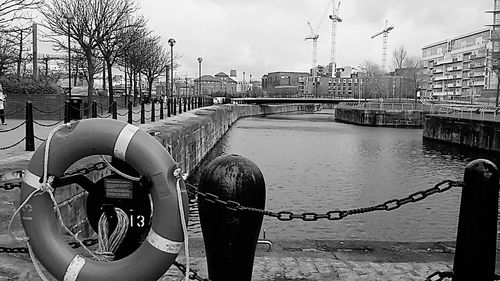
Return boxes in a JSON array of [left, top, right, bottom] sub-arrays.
[[371, 20, 394, 73], [305, 20, 319, 74], [329, 0, 342, 77]]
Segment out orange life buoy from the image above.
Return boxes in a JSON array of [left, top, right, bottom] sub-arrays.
[[19, 118, 189, 281]]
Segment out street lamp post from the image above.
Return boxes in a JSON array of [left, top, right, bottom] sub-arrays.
[[168, 38, 176, 114], [197, 57, 203, 98], [63, 12, 74, 100]]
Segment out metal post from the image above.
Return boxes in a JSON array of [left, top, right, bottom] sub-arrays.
[[64, 100, 70, 123], [187, 97, 191, 111], [452, 159, 499, 281], [91, 100, 97, 118], [183, 97, 187, 112], [127, 101, 132, 124], [112, 101, 117, 120], [173, 97, 177, 115], [140, 101, 145, 124], [167, 98, 171, 117], [198, 155, 265, 281], [151, 101, 155, 122], [25, 102, 35, 151], [179, 96, 182, 114], [160, 98, 164, 119]]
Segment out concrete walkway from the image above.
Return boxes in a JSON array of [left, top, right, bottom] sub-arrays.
[[0, 237, 460, 281]]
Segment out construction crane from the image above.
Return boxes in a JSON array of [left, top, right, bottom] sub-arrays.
[[371, 20, 394, 73], [329, 0, 342, 77], [305, 20, 319, 74]]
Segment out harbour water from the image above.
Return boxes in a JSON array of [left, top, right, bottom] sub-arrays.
[[188, 109, 494, 242]]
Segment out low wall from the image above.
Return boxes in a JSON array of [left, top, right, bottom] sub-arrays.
[[423, 115, 500, 153], [335, 107, 424, 127], [5, 94, 65, 120], [1, 103, 316, 236]]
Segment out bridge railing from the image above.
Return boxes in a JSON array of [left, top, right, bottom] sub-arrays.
[[429, 104, 500, 121], [338, 102, 424, 111]]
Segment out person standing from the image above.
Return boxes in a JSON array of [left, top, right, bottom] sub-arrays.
[[0, 84, 6, 125]]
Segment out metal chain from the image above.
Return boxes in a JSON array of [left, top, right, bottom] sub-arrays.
[[0, 161, 107, 191], [0, 238, 98, 254], [0, 137, 26, 151], [187, 180, 464, 222], [33, 119, 64, 128], [0, 121, 26, 133], [63, 161, 107, 176], [173, 261, 211, 281]]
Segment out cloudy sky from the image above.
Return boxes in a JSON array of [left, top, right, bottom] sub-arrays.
[[137, 0, 493, 79], [35, 0, 492, 80]]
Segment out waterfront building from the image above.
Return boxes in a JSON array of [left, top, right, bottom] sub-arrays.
[[421, 28, 497, 101], [193, 72, 237, 97], [261, 71, 309, 97], [302, 66, 364, 99]]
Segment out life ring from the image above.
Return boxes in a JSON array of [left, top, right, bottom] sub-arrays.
[[19, 118, 189, 281]]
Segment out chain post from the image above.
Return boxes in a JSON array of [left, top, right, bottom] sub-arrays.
[[112, 101, 117, 120], [151, 100, 155, 122], [91, 100, 97, 118], [25, 101, 35, 151], [199, 155, 265, 281], [140, 101, 145, 124], [127, 101, 133, 124], [453, 159, 499, 281], [179, 97, 183, 114], [160, 98, 164, 119], [64, 100, 70, 123], [167, 98, 171, 117], [173, 97, 177, 115]]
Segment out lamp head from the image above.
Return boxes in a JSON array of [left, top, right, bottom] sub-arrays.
[[168, 38, 176, 46]]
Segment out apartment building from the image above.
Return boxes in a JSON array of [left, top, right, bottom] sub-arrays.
[[261, 72, 309, 97], [421, 28, 496, 100]]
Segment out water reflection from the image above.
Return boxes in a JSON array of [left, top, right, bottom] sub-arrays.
[[188, 110, 490, 242]]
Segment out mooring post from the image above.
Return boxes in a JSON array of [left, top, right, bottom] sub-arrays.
[[198, 154, 266, 281], [91, 100, 97, 118], [453, 159, 499, 281], [127, 101, 132, 124]]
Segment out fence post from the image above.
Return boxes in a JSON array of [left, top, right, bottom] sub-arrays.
[[179, 97, 183, 114], [160, 98, 164, 119], [452, 159, 499, 281], [112, 101, 117, 120], [173, 98, 177, 115], [127, 101, 132, 124], [91, 101, 97, 118], [167, 98, 171, 117], [184, 97, 187, 112], [140, 101, 145, 124], [64, 100, 70, 123], [187, 97, 191, 111], [198, 155, 265, 281], [151, 100, 155, 122], [25, 102, 35, 151]]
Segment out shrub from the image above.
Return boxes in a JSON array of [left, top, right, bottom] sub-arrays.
[[0, 76, 63, 95]]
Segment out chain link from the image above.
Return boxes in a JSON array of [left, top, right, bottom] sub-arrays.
[[0, 238, 98, 254], [0, 161, 107, 191], [186, 180, 464, 222], [173, 261, 211, 281]]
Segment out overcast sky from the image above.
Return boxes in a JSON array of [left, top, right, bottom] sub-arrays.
[[35, 0, 492, 80], [137, 0, 493, 79]]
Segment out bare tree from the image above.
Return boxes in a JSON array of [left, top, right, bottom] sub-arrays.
[[392, 45, 407, 70], [95, 0, 143, 106], [0, 0, 41, 29], [41, 0, 120, 105]]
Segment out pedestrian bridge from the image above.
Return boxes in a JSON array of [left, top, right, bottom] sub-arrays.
[[232, 97, 377, 104]]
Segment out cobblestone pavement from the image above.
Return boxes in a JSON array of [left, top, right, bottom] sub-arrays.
[[162, 256, 452, 281]]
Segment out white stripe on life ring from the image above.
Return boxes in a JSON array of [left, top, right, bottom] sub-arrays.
[[23, 170, 41, 189], [114, 124, 139, 160], [146, 230, 183, 254], [63, 255, 86, 281]]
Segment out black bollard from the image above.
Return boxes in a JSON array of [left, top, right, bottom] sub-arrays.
[[198, 154, 265, 281], [453, 159, 499, 281]]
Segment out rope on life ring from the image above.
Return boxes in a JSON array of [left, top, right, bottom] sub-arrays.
[[10, 119, 189, 281]]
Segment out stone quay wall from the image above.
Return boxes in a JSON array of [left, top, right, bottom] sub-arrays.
[[423, 114, 500, 153], [1, 103, 317, 236], [335, 107, 424, 127]]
